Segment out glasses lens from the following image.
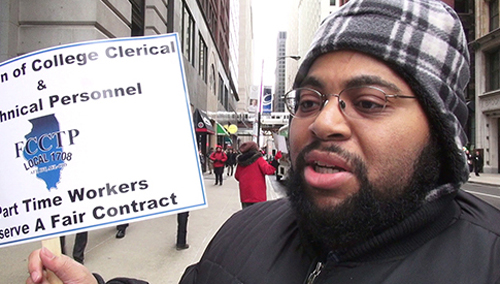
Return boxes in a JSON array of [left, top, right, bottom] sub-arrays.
[[287, 88, 323, 117], [339, 86, 388, 118], [285, 90, 298, 115]]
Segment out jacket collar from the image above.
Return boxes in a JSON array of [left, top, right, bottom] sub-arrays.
[[237, 151, 262, 166], [324, 191, 458, 263]]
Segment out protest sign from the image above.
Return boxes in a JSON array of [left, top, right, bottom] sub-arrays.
[[0, 34, 207, 248]]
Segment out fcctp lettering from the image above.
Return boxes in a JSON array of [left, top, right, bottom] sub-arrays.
[[14, 129, 80, 158]]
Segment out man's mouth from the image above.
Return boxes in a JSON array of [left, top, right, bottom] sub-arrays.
[[313, 161, 347, 174], [300, 149, 355, 192]]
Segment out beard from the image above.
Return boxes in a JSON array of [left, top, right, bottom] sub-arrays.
[[286, 137, 441, 254]]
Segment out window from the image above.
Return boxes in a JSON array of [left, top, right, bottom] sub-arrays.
[[210, 65, 216, 94], [182, 2, 196, 65], [224, 87, 229, 110], [129, 0, 145, 36], [488, 49, 500, 91], [490, 0, 499, 32], [218, 74, 224, 104], [454, 0, 469, 13], [199, 34, 208, 83]]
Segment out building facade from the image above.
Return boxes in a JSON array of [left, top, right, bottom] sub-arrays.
[[285, 0, 341, 92], [234, 0, 255, 145], [0, 0, 240, 159], [473, 0, 500, 173]]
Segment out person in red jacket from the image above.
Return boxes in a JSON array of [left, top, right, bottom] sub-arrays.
[[235, 142, 280, 209], [209, 145, 227, 185]]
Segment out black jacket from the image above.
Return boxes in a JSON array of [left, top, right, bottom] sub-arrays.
[[178, 191, 500, 284], [96, 190, 500, 284]]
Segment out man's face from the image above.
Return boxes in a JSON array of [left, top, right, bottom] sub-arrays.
[[289, 51, 431, 211]]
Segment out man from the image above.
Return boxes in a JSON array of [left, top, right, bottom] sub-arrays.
[[27, 0, 500, 283], [474, 149, 483, 176]]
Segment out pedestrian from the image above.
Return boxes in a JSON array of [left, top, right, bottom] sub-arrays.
[[465, 148, 473, 173], [59, 232, 88, 264], [176, 212, 189, 250], [209, 145, 227, 185], [206, 147, 214, 174], [234, 142, 279, 209], [198, 150, 206, 173], [473, 149, 483, 176], [225, 147, 237, 176], [26, 1, 500, 283]]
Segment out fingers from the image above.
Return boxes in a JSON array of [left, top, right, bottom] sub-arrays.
[[27, 249, 44, 284], [27, 247, 98, 284]]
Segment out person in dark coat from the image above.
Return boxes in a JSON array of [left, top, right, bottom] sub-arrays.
[[59, 232, 88, 264], [234, 142, 278, 208], [209, 145, 227, 185], [176, 212, 189, 250], [473, 149, 483, 176], [206, 147, 214, 174], [225, 148, 237, 176], [465, 149, 473, 173], [26, 1, 500, 283]]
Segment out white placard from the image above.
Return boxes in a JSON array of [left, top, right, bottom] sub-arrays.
[[0, 34, 207, 248]]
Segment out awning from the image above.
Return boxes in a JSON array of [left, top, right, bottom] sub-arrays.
[[194, 109, 215, 134], [216, 122, 230, 136]]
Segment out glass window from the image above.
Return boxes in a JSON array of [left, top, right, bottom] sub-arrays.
[[182, 2, 196, 65], [199, 34, 208, 83], [488, 49, 500, 91], [218, 74, 224, 104], [224, 87, 229, 110], [490, 0, 499, 32], [129, 0, 145, 36]]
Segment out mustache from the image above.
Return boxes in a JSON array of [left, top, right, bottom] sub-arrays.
[[293, 141, 366, 177]]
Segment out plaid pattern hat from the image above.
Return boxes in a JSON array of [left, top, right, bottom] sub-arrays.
[[294, 0, 470, 199]]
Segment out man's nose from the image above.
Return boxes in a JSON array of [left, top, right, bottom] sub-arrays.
[[308, 97, 351, 141]]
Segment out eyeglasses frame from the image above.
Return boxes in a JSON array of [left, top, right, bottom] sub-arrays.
[[284, 85, 417, 119]]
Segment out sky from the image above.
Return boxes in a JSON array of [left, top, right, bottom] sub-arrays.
[[251, 0, 291, 88]]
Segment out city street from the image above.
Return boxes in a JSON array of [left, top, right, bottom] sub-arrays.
[[463, 182, 500, 209]]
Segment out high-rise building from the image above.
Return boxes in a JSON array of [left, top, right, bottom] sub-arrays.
[[285, 0, 341, 93], [274, 32, 287, 112]]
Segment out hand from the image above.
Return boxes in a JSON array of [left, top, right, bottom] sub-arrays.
[[26, 247, 98, 284], [275, 151, 282, 160]]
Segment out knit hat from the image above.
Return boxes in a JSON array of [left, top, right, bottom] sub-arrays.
[[239, 142, 259, 153], [294, 0, 470, 198]]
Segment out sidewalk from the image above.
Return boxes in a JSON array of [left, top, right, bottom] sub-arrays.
[[467, 172, 500, 187], [0, 173, 247, 284]]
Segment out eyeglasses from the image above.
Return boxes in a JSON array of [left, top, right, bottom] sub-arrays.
[[284, 86, 416, 119]]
